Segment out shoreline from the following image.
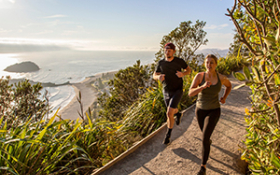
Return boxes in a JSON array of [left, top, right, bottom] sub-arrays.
[[57, 70, 117, 120]]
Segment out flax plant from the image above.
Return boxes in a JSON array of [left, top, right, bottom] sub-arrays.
[[0, 108, 128, 175]]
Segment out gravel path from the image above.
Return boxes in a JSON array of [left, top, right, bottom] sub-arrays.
[[95, 79, 251, 175]]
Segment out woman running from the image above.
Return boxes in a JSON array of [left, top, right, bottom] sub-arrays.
[[188, 54, 232, 175]]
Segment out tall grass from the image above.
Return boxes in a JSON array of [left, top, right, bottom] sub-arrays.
[[120, 71, 197, 140], [0, 111, 128, 175], [120, 84, 166, 139]]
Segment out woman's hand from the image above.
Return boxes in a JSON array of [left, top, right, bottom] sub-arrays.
[[202, 81, 211, 89], [220, 97, 226, 104]]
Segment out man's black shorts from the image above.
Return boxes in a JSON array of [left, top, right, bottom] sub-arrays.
[[163, 89, 183, 108]]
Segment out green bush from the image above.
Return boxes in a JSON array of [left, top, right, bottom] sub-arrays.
[[97, 60, 151, 121], [0, 77, 49, 128], [228, 0, 280, 173], [216, 55, 249, 75]]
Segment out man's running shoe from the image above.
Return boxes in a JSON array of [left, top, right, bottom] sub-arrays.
[[175, 112, 182, 125], [163, 134, 170, 145]]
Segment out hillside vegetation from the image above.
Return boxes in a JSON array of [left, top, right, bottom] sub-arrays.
[[227, 0, 280, 173], [0, 19, 251, 175]]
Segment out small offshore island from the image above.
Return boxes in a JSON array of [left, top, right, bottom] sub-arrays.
[[4, 61, 40, 73]]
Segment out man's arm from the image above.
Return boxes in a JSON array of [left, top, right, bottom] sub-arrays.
[[176, 66, 191, 78], [153, 71, 165, 82], [183, 66, 191, 75]]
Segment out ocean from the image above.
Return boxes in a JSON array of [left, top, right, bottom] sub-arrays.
[[0, 50, 156, 115]]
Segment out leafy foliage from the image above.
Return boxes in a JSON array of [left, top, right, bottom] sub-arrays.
[[227, 0, 280, 173], [98, 60, 151, 121], [0, 76, 49, 128], [216, 54, 249, 75], [154, 20, 208, 71], [229, 29, 250, 57]]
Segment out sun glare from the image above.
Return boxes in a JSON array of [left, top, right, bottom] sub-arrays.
[[0, 54, 18, 71], [0, 0, 15, 9]]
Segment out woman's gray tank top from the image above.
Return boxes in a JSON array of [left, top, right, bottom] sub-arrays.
[[196, 72, 222, 110]]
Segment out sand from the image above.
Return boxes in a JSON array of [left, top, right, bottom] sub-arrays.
[[57, 71, 117, 120]]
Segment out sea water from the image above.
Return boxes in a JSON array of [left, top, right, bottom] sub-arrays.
[[0, 50, 156, 115]]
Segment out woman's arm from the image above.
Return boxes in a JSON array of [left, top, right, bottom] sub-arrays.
[[219, 74, 232, 104], [188, 73, 210, 97]]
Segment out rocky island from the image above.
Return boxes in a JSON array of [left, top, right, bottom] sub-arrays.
[[4, 61, 40, 72]]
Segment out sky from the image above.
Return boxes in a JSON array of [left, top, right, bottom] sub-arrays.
[[0, 0, 237, 52]]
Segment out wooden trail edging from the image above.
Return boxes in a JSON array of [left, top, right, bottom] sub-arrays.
[[92, 104, 196, 175], [93, 80, 251, 175]]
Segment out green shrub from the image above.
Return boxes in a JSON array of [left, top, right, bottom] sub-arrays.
[[228, 0, 280, 173], [216, 55, 249, 75], [0, 77, 49, 128], [97, 60, 151, 121]]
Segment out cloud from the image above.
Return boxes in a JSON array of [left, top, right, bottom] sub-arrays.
[[20, 23, 40, 29], [62, 26, 89, 36], [0, 28, 12, 33], [0, 0, 15, 9], [44, 15, 67, 19], [205, 24, 229, 30], [0, 38, 109, 52], [35, 30, 54, 35], [0, 43, 71, 53], [0, 38, 72, 53], [208, 32, 233, 38], [200, 32, 234, 50], [220, 24, 229, 28]]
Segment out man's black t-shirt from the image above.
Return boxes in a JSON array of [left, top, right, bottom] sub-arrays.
[[155, 57, 188, 91]]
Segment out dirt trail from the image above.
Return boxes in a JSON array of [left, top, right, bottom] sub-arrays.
[[95, 79, 251, 175]]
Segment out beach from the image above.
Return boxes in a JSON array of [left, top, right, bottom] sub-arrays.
[[0, 50, 156, 120], [57, 71, 117, 120]]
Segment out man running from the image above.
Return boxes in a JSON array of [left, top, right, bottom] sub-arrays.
[[153, 42, 191, 145]]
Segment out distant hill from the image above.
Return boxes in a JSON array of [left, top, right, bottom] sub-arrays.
[[196, 48, 229, 58], [4, 61, 40, 72]]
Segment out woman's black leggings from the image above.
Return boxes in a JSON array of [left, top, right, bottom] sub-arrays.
[[195, 107, 221, 165]]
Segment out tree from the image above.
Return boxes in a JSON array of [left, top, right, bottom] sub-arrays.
[[97, 60, 151, 121], [228, 30, 250, 57], [154, 20, 208, 70], [227, 0, 280, 173], [0, 76, 49, 128]]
